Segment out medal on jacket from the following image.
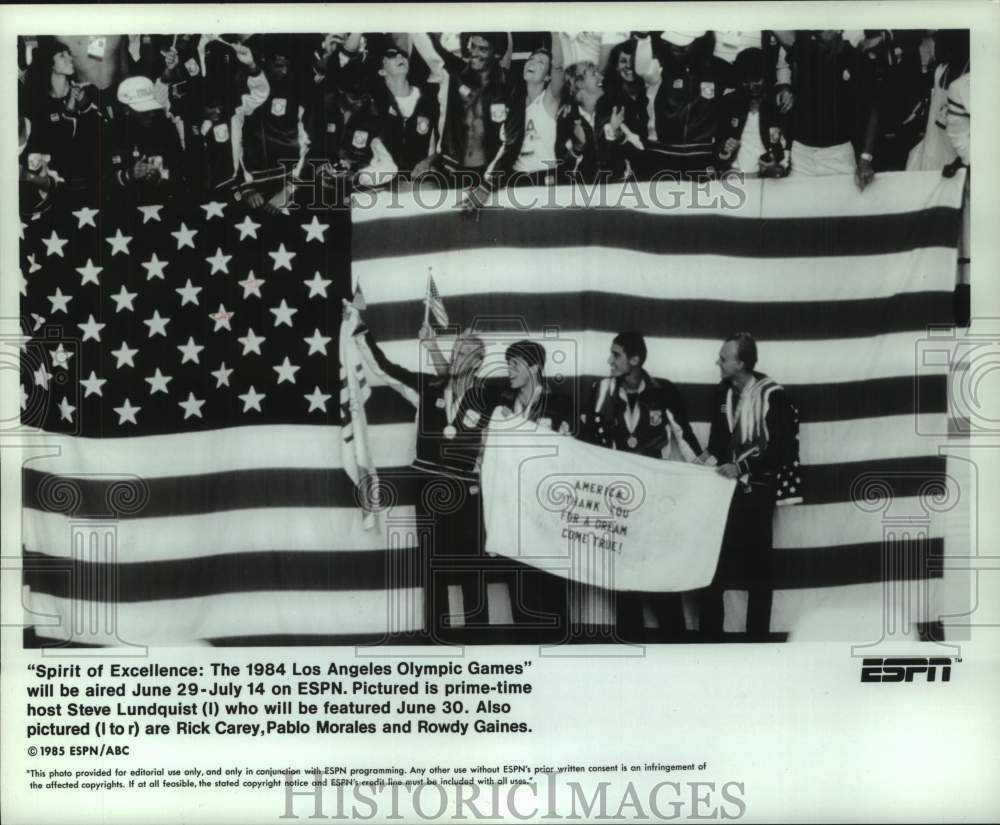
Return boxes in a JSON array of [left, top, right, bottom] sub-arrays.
[[622, 389, 641, 450], [443, 384, 462, 440]]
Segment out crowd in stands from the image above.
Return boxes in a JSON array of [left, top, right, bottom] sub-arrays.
[[17, 30, 971, 214]]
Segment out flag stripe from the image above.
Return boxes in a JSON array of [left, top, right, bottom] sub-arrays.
[[364, 291, 952, 342], [364, 374, 945, 426], [23, 496, 947, 566], [349, 172, 964, 223], [369, 331, 949, 386], [23, 412, 946, 479], [23, 548, 421, 598], [355, 246, 960, 304], [22, 456, 947, 519], [23, 589, 422, 646], [353, 208, 960, 262], [22, 537, 943, 605]]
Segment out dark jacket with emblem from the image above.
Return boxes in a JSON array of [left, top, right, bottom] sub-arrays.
[[714, 89, 789, 173], [429, 36, 509, 171], [556, 98, 632, 183], [644, 42, 735, 165], [579, 372, 701, 461], [370, 82, 440, 175], [362, 330, 502, 483]]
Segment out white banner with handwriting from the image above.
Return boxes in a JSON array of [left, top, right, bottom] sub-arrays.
[[481, 423, 737, 592]]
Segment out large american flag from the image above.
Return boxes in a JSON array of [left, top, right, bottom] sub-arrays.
[[18, 192, 426, 647], [349, 172, 968, 640]]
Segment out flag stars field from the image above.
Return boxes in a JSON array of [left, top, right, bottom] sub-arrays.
[[78, 315, 106, 342], [206, 248, 232, 275], [238, 273, 265, 298], [171, 222, 198, 249], [42, 230, 68, 257], [72, 206, 99, 228], [305, 386, 331, 412], [238, 328, 266, 355], [143, 310, 170, 337], [177, 337, 205, 365], [137, 204, 163, 223], [301, 216, 329, 242], [201, 201, 227, 220], [304, 329, 331, 355], [210, 305, 235, 331], [105, 228, 132, 256], [273, 357, 300, 384], [75, 259, 103, 286], [47, 288, 72, 314], [111, 286, 137, 312], [234, 215, 260, 240], [238, 386, 266, 413], [111, 342, 138, 368], [176, 280, 202, 306], [145, 368, 172, 394], [80, 371, 106, 397], [211, 362, 233, 388], [270, 299, 298, 327], [304, 272, 331, 298], [178, 392, 205, 419], [268, 242, 296, 271], [114, 399, 141, 425], [142, 253, 168, 280]]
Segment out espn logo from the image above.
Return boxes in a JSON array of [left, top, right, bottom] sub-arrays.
[[860, 657, 956, 683]]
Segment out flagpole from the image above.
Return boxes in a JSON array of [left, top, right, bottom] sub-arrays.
[[423, 268, 431, 329]]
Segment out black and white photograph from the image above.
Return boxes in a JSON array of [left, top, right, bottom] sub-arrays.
[[2, 3, 998, 824]]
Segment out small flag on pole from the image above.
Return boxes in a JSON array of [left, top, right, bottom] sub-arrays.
[[425, 271, 449, 328]]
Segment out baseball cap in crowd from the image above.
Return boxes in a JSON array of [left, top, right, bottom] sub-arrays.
[[117, 76, 161, 111], [661, 31, 707, 47]]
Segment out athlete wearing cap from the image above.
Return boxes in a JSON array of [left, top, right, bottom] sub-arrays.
[[111, 74, 184, 198]]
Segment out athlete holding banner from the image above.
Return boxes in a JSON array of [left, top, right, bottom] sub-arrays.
[[492, 340, 575, 642], [579, 331, 703, 642], [352, 310, 503, 644], [695, 332, 802, 641]]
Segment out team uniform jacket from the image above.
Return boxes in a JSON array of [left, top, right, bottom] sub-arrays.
[[181, 71, 270, 194], [579, 372, 701, 461], [370, 82, 440, 175], [362, 330, 502, 483], [706, 372, 802, 504], [23, 86, 106, 192], [643, 46, 736, 170], [556, 98, 636, 183], [714, 88, 789, 174], [428, 37, 510, 172]]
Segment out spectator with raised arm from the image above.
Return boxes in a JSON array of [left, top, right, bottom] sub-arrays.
[[633, 31, 736, 177], [179, 40, 270, 197], [240, 35, 312, 212], [784, 30, 879, 190], [368, 41, 440, 181], [424, 32, 511, 185], [487, 36, 564, 186]]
